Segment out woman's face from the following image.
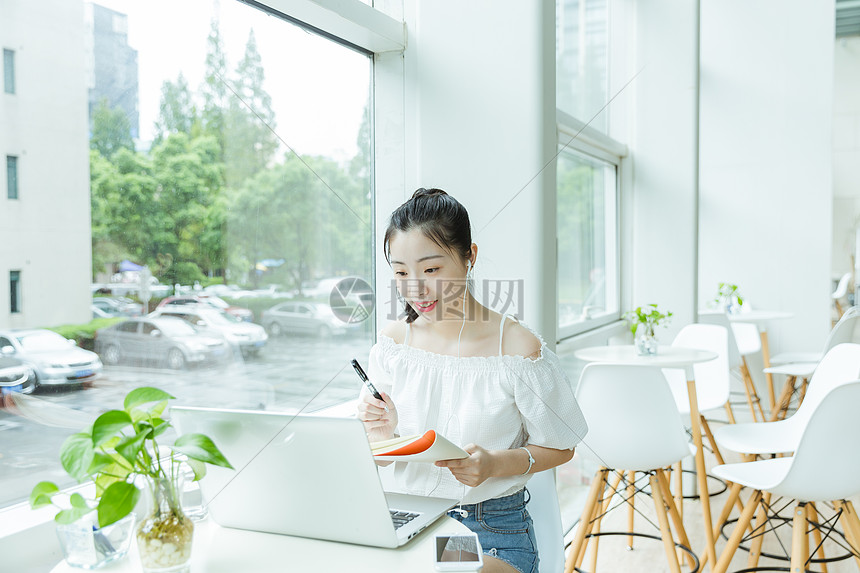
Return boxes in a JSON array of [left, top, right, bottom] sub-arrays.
[[388, 229, 470, 322]]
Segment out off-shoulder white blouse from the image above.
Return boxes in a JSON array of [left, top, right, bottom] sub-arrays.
[[364, 318, 588, 504]]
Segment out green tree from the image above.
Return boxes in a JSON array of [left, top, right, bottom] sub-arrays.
[[90, 99, 134, 159], [224, 30, 279, 189], [153, 73, 198, 143], [200, 19, 229, 161]]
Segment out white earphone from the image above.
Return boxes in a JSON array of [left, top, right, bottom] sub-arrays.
[[457, 259, 472, 358]]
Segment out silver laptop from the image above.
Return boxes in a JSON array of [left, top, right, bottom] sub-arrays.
[[171, 406, 459, 548]]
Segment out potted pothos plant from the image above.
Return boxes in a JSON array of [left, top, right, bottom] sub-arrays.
[[30, 387, 233, 572], [623, 304, 673, 355], [714, 282, 744, 314]]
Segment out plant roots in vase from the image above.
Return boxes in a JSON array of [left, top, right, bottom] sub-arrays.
[[635, 331, 658, 356], [137, 479, 194, 573]]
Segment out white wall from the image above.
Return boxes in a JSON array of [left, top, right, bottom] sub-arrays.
[[832, 36, 860, 282], [624, 0, 700, 343], [698, 0, 835, 353], [376, 0, 559, 343], [0, 0, 92, 329]]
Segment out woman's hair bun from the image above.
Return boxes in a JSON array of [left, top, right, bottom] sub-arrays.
[[411, 187, 448, 199]]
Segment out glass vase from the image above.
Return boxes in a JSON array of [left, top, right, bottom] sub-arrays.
[[56, 513, 135, 569], [634, 329, 658, 356], [136, 477, 194, 573]]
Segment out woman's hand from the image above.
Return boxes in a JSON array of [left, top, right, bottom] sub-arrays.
[[435, 444, 497, 487], [356, 391, 398, 443]]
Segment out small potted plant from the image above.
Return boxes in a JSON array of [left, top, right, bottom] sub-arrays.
[[623, 304, 673, 355], [30, 387, 233, 572], [714, 282, 744, 314]]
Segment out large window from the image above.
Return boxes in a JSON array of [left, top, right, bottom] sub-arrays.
[[0, 0, 373, 508], [557, 146, 619, 338], [9, 271, 20, 313], [3, 48, 14, 94], [6, 155, 17, 199]]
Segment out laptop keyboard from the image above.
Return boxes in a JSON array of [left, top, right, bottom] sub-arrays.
[[389, 509, 420, 530]]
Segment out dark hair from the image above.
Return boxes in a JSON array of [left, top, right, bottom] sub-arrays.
[[384, 188, 473, 323]]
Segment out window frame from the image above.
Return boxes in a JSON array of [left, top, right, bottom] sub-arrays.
[[3, 48, 14, 94], [10, 270, 21, 314], [556, 110, 626, 341], [6, 155, 18, 199]]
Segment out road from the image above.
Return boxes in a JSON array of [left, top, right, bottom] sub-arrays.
[[0, 335, 372, 508]]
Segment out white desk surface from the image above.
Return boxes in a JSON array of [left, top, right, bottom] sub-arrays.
[[574, 345, 717, 369], [726, 310, 793, 323], [51, 515, 470, 573]]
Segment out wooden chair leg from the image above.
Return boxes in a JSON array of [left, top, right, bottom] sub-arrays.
[[626, 471, 635, 550], [791, 502, 808, 573], [701, 415, 726, 465], [673, 461, 683, 521], [834, 500, 860, 570], [798, 376, 809, 408], [807, 502, 827, 573], [740, 359, 765, 422], [649, 472, 682, 573], [564, 468, 607, 573], [713, 490, 763, 573], [747, 492, 771, 570], [769, 375, 797, 422], [724, 401, 737, 424], [713, 482, 743, 541], [587, 471, 623, 573], [655, 469, 696, 570]]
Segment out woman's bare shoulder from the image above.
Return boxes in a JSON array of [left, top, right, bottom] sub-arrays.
[[503, 320, 543, 360], [380, 319, 408, 345]]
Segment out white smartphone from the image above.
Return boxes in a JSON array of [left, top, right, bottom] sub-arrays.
[[434, 533, 483, 571]]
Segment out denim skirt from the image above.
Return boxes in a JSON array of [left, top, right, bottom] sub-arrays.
[[446, 489, 538, 573]]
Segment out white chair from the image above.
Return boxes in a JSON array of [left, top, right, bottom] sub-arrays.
[[662, 324, 732, 465], [527, 469, 565, 573], [832, 271, 852, 321], [764, 307, 860, 420], [709, 343, 860, 541], [699, 311, 766, 422], [564, 364, 696, 573], [711, 380, 860, 573]]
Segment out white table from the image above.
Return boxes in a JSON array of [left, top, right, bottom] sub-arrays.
[[574, 344, 719, 569], [50, 515, 471, 573], [727, 310, 794, 412]]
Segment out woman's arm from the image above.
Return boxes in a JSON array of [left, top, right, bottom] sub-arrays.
[[435, 444, 575, 488]]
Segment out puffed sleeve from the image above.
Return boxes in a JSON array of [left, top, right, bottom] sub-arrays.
[[506, 348, 588, 450], [361, 340, 394, 400]]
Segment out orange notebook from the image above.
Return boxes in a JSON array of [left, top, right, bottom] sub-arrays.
[[370, 430, 469, 462]]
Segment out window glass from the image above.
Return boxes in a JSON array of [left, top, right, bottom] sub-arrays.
[[0, 0, 373, 509], [556, 0, 609, 132], [9, 270, 20, 313], [556, 148, 619, 337], [6, 156, 17, 199], [3, 48, 14, 94]]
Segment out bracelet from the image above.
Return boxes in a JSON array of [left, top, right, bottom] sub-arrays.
[[519, 446, 535, 475]]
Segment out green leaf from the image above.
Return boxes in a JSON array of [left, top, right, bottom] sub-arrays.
[[92, 410, 133, 446], [87, 452, 117, 475], [186, 458, 207, 481], [30, 481, 60, 509], [124, 387, 174, 411], [115, 430, 149, 466], [69, 493, 91, 510], [56, 506, 94, 525], [60, 433, 96, 481], [97, 482, 140, 528], [173, 433, 233, 469], [150, 417, 170, 438]]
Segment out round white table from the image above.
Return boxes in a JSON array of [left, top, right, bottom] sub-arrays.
[[727, 310, 795, 412], [50, 515, 471, 573], [574, 344, 720, 569]]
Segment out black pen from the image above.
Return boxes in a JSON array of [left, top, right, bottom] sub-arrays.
[[351, 359, 383, 400]]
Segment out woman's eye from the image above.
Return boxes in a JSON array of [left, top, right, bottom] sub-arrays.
[[425, 268, 439, 274], [394, 271, 407, 277]]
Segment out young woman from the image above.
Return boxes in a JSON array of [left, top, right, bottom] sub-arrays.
[[357, 188, 588, 573]]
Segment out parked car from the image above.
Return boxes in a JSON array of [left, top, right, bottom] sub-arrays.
[[155, 295, 254, 322], [95, 317, 231, 370], [150, 307, 268, 356], [92, 297, 144, 317], [261, 301, 356, 337], [0, 355, 37, 395], [0, 329, 102, 388]]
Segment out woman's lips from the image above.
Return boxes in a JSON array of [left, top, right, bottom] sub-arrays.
[[414, 300, 437, 313]]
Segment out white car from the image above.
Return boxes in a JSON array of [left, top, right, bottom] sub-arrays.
[[150, 307, 268, 356], [0, 329, 102, 388]]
